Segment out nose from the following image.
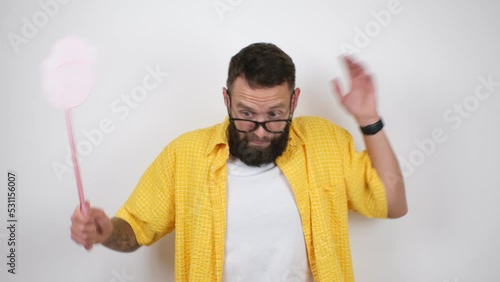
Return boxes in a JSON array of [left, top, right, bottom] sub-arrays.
[[253, 123, 269, 139]]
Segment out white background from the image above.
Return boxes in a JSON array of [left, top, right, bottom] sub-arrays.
[[1, 0, 499, 281]]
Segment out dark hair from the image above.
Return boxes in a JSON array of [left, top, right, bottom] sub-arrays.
[[226, 43, 295, 92]]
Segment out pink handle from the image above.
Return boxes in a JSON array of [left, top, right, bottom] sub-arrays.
[[64, 109, 88, 216]]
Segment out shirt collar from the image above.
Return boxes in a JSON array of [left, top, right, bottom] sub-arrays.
[[205, 117, 230, 156]]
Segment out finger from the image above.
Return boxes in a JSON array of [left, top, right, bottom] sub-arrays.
[[351, 65, 363, 77], [72, 230, 94, 251], [349, 61, 364, 77], [343, 56, 359, 78], [331, 78, 345, 101], [94, 211, 111, 235], [71, 221, 98, 245], [344, 56, 365, 78], [81, 201, 91, 217], [343, 55, 355, 65], [71, 229, 96, 250], [70, 202, 100, 251], [71, 210, 100, 237], [72, 204, 91, 224], [70, 219, 97, 237], [71, 232, 89, 246], [91, 207, 106, 219]]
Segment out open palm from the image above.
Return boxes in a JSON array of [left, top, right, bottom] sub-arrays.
[[332, 56, 379, 126]]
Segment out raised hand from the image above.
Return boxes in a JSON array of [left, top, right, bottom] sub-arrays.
[[332, 56, 380, 126]]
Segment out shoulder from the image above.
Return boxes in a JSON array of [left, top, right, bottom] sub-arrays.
[[176, 123, 221, 142], [166, 121, 226, 153], [291, 116, 351, 142]]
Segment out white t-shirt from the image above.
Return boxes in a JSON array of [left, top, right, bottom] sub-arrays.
[[223, 156, 314, 282]]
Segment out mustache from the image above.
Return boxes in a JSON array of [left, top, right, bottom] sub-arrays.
[[245, 135, 273, 142]]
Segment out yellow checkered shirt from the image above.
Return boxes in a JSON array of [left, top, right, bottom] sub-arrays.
[[116, 116, 388, 282]]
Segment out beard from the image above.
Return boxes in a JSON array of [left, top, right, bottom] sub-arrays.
[[227, 122, 291, 167]]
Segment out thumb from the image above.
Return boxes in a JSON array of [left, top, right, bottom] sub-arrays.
[[331, 78, 345, 102], [94, 211, 113, 241], [81, 201, 91, 218]]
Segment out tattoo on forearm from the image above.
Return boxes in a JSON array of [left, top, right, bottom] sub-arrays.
[[103, 217, 140, 252]]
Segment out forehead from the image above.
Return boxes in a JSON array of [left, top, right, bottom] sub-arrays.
[[230, 76, 291, 107]]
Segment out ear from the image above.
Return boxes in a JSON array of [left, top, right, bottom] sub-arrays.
[[291, 88, 301, 113], [222, 87, 230, 108]]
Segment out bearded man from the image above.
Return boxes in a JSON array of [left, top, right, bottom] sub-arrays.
[[70, 42, 407, 282]]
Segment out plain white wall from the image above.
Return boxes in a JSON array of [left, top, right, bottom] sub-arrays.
[[1, 0, 499, 281]]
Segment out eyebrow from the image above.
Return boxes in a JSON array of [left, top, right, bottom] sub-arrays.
[[235, 102, 287, 111]]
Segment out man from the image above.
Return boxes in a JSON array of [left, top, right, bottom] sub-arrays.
[[71, 43, 407, 281]]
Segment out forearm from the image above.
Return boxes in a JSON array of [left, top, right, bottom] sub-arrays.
[[362, 126, 408, 218], [102, 217, 141, 252]]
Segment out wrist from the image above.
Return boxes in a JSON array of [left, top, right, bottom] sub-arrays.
[[356, 116, 381, 127], [359, 118, 384, 135], [101, 217, 116, 245]]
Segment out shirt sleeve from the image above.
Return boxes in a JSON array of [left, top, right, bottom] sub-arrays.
[[115, 139, 177, 246], [340, 130, 388, 218]]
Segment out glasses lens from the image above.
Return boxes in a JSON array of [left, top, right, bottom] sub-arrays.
[[265, 121, 288, 132], [233, 120, 257, 132], [232, 119, 289, 133]]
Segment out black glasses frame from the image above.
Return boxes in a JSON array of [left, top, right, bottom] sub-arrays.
[[226, 90, 295, 134]]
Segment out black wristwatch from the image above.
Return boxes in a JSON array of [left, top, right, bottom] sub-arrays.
[[360, 119, 384, 135]]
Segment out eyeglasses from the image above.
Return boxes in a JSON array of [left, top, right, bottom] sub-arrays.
[[229, 118, 291, 133], [227, 90, 295, 134]]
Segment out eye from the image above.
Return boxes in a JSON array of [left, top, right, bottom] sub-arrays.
[[268, 111, 281, 119], [241, 111, 253, 118]]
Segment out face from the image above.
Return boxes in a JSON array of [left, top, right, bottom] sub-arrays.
[[224, 76, 300, 166]]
